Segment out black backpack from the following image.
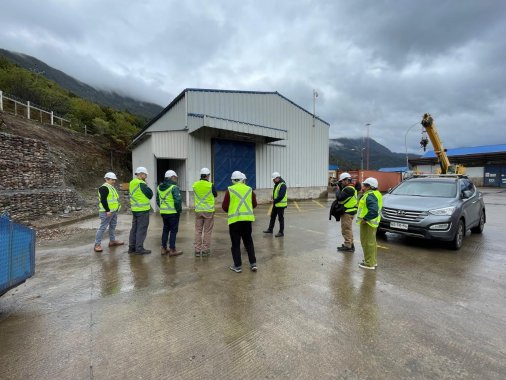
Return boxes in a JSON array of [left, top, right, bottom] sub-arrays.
[[329, 199, 345, 221]]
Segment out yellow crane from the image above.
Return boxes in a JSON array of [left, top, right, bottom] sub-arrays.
[[420, 113, 465, 175]]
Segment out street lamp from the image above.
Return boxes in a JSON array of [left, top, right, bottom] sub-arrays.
[[404, 122, 420, 170], [364, 123, 372, 170], [312, 89, 318, 127]]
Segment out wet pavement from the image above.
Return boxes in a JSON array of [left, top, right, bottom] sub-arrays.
[[1, 189, 506, 379]]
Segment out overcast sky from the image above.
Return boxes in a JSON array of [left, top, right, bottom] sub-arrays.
[[1, 0, 505, 153]]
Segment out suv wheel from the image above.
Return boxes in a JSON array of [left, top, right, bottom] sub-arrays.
[[451, 220, 465, 250], [471, 210, 485, 234]]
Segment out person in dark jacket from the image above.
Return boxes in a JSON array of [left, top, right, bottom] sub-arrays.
[[128, 166, 153, 255], [157, 170, 183, 257], [335, 172, 358, 252], [263, 172, 288, 237], [94, 171, 123, 252]]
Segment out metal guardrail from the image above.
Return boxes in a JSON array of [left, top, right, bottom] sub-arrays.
[[0, 89, 71, 128], [0, 214, 36, 296]]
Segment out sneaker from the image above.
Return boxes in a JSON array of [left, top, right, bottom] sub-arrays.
[[201, 250, 210, 257], [263, 230, 273, 234], [94, 244, 103, 252], [360, 260, 378, 267], [337, 245, 354, 252], [229, 265, 242, 273], [275, 232, 284, 238], [135, 249, 151, 255], [250, 263, 257, 272], [108, 240, 124, 247], [195, 251, 201, 257], [358, 262, 376, 270]]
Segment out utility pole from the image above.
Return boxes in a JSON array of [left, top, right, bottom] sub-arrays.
[[312, 89, 318, 127], [365, 123, 371, 170]]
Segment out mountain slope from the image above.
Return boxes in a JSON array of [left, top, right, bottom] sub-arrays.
[[330, 137, 419, 170], [0, 49, 163, 119]]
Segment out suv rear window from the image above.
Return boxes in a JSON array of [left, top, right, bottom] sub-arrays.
[[391, 180, 457, 198]]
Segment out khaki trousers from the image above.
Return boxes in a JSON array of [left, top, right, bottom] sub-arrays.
[[340, 213, 355, 248], [194, 212, 215, 252]]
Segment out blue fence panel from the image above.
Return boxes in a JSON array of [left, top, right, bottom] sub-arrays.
[[0, 215, 36, 295]]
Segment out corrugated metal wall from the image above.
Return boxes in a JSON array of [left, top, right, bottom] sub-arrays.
[[151, 131, 189, 159], [131, 136, 158, 208], [146, 97, 186, 132], [186, 90, 329, 189]]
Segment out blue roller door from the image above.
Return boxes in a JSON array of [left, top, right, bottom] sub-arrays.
[[213, 139, 256, 190]]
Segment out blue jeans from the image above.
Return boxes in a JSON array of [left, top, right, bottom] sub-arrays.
[[94, 212, 118, 245], [161, 213, 180, 249]]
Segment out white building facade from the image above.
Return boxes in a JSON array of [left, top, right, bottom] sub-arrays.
[[131, 89, 330, 208]]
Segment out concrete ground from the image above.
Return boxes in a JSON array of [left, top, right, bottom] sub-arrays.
[[1, 189, 506, 379]]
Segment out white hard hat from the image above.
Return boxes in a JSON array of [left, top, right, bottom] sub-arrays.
[[363, 177, 378, 188], [271, 171, 280, 179], [200, 167, 211, 175], [231, 171, 243, 180], [338, 172, 352, 182], [135, 167, 148, 175], [240, 172, 247, 180], [104, 172, 117, 180], [165, 170, 177, 178]]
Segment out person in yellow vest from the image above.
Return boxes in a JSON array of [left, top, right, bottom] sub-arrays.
[[192, 167, 218, 257], [356, 177, 383, 270], [222, 171, 258, 273], [335, 172, 359, 252], [263, 171, 288, 237], [157, 170, 183, 257], [128, 166, 153, 255], [94, 172, 123, 252]]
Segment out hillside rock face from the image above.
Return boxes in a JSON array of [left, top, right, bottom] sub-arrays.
[[0, 131, 80, 221], [0, 112, 132, 223]]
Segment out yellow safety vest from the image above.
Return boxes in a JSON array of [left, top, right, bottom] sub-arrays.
[[338, 185, 358, 213], [129, 178, 151, 212], [357, 189, 383, 228], [274, 181, 288, 207], [192, 180, 215, 212], [98, 183, 121, 212], [158, 185, 176, 214], [227, 182, 255, 225]]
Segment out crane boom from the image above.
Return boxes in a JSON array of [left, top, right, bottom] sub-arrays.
[[420, 113, 464, 174]]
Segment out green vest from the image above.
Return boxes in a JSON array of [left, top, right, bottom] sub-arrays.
[[192, 180, 215, 212], [274, 181, 288, 207], [129, 178, 151, 212], [158, 185, 176, 214], [227, 182, 255, 225], [338, 185, 358, 213], [98, 183, 121, 212], [357, 189, 383, 228]]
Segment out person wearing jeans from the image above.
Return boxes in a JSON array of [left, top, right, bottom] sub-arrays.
[[157, 170, 183, 257], [263, 171, 287, 237], [94, 172, 123, 252]]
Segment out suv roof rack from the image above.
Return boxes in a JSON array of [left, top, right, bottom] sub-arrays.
[[411, 174, 467, 179]]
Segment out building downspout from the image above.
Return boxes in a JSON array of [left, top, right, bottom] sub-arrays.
[[185, 91, 190, 209]]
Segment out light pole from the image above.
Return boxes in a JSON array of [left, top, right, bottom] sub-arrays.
[[404, 122, 419, 170], [312, 89, 318, 127], [364, 123, 372, 170]]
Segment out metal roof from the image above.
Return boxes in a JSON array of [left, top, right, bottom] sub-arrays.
[[378, 167, 408, 172], [410, 144, 506, 166], [421, 144, 506, 158]]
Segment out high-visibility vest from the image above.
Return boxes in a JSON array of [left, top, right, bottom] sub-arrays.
[[192, 180, 215, 212], [98, 183, 121, 212], [129, 178, 151, 212], [357, 189, 383, 228], [158, 185, 177, 214], [273, 181, 288, 207], [227, 182, 255, 225], [338, 185, 358, 213]]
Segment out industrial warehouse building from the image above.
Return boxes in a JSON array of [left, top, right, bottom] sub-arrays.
[[131, 88, 330, 208], [409, 144, 506, 187]]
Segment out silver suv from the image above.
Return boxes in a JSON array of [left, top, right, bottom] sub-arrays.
[[378, 175, 486, 250]]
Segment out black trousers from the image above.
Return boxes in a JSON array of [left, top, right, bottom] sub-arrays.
[[129, 211, 150, 251], [229, 221, 256, 267], [268, 206, 285, 233]]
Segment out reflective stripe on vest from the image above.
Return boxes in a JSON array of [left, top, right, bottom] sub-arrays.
[[274, 181, 288, 207], [129, 178, 151, 212], [192, 180, 215, 212], [356, 189, 383, 228], [227, 183, 255, 225], [158, 185, 176, 214], [338, 185, 358, 213], [98, 183, 121, 212]]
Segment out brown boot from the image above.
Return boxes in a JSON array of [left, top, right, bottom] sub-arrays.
[[109, 240, 124, 247], [168, 248, 183, 257], [161, 247, 169, 255], [94, 244, 103, 252]]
